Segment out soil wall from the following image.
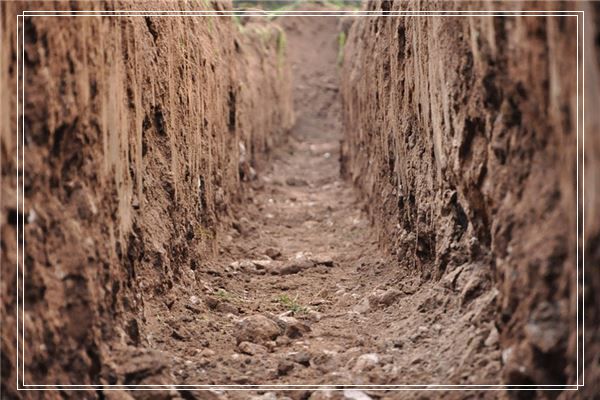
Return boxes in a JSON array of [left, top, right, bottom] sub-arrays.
[[340, 0, 598, 395], [0, 0, 292, 395]]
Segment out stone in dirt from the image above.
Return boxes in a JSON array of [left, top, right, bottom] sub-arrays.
[[238, 341, 268, 355], [111, 349, 174, 386], [277, 359, 295, 376], [353, 298, 371, 314], [265, 247, 282, 259], [228, 260, 255, 271], [343, 390, 373, 400], [353, 353, 380, 372], [251, 259, 273, 269], [204, 297, 237, 314], [251, 394, 278, 400], [285, 176, 308, 186], [229, 259, 272, 275], [290, 351, 312, 367], [273, 258, 315, 275], [232, 217, 250, 235], [104, 391, 136, 400], [309, 254, 335, 267], [276, 315, 311, 338], [368, 288, 402, 308], [234, 315, 282, 344], [485, 326, 500, 347]]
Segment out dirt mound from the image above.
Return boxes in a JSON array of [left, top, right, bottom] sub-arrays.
[[341, 0, 599, 395], [1, 0, 292, 395]]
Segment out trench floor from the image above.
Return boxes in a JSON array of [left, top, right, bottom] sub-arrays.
[[129, 130, 502, 399], [118, 13, 502, 400]]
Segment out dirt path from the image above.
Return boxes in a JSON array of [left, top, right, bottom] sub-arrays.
[[128, 14, 502, 400]]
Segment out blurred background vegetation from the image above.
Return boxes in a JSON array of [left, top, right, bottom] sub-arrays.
[[232, 0, 363, 10]]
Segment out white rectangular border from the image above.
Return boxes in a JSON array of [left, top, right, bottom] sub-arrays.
[[11, 7, 585, 392]]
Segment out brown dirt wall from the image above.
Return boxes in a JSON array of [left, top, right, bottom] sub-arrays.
[[0, 0, 293, 396], [340, 0, 599, 395]]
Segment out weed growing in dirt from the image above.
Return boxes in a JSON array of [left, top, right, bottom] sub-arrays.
[[216, 289, 234, 302], [325, 0, 362, 10], [276, 29, 287, 74], [276, 294, 308, 314], [337, 31, 346, 66], [232, 15, 243, 29], [195, 225, 215, 241], [207, 18, 214, 35]]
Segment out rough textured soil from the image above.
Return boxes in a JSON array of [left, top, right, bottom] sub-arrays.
[[131, 13, 501, 400], [0, 0, 294, 395], [0, 1, 598, 400], [340, 2, 600, 397]]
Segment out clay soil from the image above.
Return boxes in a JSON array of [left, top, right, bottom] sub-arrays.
[[2, 1, 596, 399], [130, 14, 501, 400]]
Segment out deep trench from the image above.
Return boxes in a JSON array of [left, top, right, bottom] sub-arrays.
[[1, 2, 598, 400]]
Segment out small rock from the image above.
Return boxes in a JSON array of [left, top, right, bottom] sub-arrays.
[[229, 260, 255, 271], [251, 394, 277, 400], [410, 356, 424, 365], [377, 288, 402, 306], [232, 218, 248, 234], [204, 297, 238, 315], [238, 341, 268, 355], [353, 298, 371, 314], [290, 351, 311, 367], [310, 254, 334, 267], [524, 301, 567, 353], [248, 166, 257, 180], [276, 335, 291, 346], [197, 357, 210, 367], [275, 258, 314, 275], [353, 353, 379, 372], [233, 375, 250, 384], [265, 247, 282, 259], [276, 315, 311, 338], [308, 390, 335, 400], [104, 391, 136, 400], [440, 265, 464, 290], [171, 329, 187, 341], [458, 267, 489, 305], [264, 340, 277, 351], [251, 259, 273, 269], [343, 390, 372, 400], [234, 315, 282, 344], [277, 359, 295, 376], [72, 187, 98, 220], [286, 176, 308, 187], [307, 310, 322, 322], [205, 297, 219, 310], [485, 326, 500, 347], [198, 348, 215, 357]]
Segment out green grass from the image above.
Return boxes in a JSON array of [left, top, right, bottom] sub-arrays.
[[216, 289, 234, 302], [232, 14, 243, 29], [276, 294, 308, 314], [325, 0, 362, 10]]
